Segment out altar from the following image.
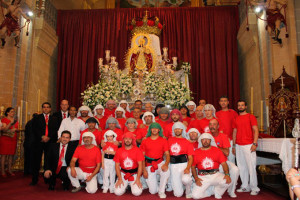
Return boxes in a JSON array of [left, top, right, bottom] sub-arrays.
[[81, 11, 193, 109]]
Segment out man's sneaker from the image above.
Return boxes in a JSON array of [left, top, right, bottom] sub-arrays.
[[215, 193, 222, 199], [186, 193, 192, 199], [250, 190, 259, 195], [166, 185, 172, 192], [103, 188, 108, 193], [158, 192, 167, 198], [236, 188, 250, 193], [71, 186, 81, 193], [228, 192, 237, 198]]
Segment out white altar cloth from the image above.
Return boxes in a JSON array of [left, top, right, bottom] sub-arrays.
[[257, 138, 295, 174]]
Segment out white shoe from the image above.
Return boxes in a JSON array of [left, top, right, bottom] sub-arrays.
[[103, 188, 108, 193], [228, 192, 237, 198], [158, 192, 167, 198], [215, 193, 222, 199], [166, 186, 173, 192], [186, 194, 192, 199], [236, 188, 250, 193], [250, 190, 259, 195]]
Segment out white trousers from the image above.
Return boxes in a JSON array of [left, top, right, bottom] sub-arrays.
[[97, 168, 104, 184], [192, 172, 229, 199], [170, 162, 193, 197], [145, 161, 170, 194], [114, 172, 143, 196], [219, 161, 239, 194], [67, 167, 98, 194], [103, 158, 116, 192], [236, 144, 260, 192], [228, 140, 236, 163]]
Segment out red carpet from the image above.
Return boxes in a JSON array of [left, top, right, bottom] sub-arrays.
[[0, 172, 286, 200]]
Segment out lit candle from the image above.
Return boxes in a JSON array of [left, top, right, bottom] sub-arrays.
[[17, 106, 20, 124], [20, 100, 23, 127], [266, 106, 269, 128], [105, 50, 110, 60], [98, 58, 103, 66], [25, 101, 28, 123], [250, 87, 253, 114], [37, 89, 40, 113], [172, 57, 177, 66], [111, 56, 116, 65], [163, 47, 168, 57], [260, 100, 263, 130]]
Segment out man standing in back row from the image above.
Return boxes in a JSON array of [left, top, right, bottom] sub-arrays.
[[232, 100, 260, 196]]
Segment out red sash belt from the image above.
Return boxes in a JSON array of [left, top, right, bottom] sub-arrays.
[[145, 158, 163, 172]]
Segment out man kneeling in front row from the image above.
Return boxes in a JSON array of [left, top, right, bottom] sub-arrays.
[[192, 133, 231, 199], [67, 132, 101, 193], [114, 132, 144, 196]]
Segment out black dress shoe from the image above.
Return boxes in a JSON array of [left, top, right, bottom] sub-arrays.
[[48, 185, 55, 191]]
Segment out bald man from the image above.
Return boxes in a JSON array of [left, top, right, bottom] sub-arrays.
[[53, 100, 69, 125]]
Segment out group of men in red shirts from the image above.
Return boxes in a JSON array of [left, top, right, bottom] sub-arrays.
[[40, 96, 260, 199]]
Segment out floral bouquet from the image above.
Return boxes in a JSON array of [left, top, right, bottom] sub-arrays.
[[120, 74, 133, 95]]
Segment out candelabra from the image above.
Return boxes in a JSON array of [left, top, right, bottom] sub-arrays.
[[98, 50, 119, 82], [156, 47, 178, 80]]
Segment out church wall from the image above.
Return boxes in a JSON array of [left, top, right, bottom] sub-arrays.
[[0, 0, 58, 127], [237, 0, 299, 133]]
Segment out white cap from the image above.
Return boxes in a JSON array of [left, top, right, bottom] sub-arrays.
[[198, 133, 217, 148], [115, 106, 126, 118], [186, 101, 197, 111], [93, 104, 105, 116], [142, 111, 155, 124], [103, 130, 117, 142], [77, 105, 93, 117], [81, 131, 97, 145]]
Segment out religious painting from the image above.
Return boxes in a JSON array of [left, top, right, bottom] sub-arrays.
[[117, 0, 191, 8], [296, 55, 300, 95]]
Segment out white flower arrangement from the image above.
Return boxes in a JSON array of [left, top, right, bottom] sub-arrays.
[[144, 72, 161, 94], [120, 74, 133, 94], [181, 62, 191, 74], [156, 78, 192, 108], [81, 80, 119, 109]]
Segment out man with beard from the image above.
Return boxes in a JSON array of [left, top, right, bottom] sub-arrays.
[[115, 107, 127, 130], [168, 122, 193, 198], [164, 109, 183, 138], [192, 133, 231, 199], [79, 117, 102, 146], [136, 112, 155, 144], [186, 128, 200, 150], [209, 119, 239, 198], [77, 106, 93, 123], [216, 96, 238, 163], [156, 107, 170, 131], [140, 123, 170, 198], [114, 132, 144, 196], [67, 132, 101, 194], [232, 100, 260, 195], [105, 100, 117, 118], [58, 106, 85, 146]]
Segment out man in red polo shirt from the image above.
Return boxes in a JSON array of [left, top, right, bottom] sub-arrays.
[[114, 132, 144, 196], [136, 112, 155, 144], [140, 123, 170, 198], [197, 104, 218, 134], [216, 96, 238, 163], [192, 133, 231, 199], [67, 132, 101, 194], [232, 100, 260, 195]]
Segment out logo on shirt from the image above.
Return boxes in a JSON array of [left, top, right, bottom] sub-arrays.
[[171, 143, 181, 154], [123, 157, 133, 168], [107, 147, 114, 152], [201, 157, 214, 169], [204, 126, 210, 133]]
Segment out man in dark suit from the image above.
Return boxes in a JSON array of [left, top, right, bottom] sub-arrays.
[[23, 113, 38, 175], [30, 102, 60, 185], [53, 99, 69, 126], [44, 130, 76, 190]]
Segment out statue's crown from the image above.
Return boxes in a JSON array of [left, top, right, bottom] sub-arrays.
[[129, 11, 163, 36]]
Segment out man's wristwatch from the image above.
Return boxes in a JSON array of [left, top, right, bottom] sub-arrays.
[[252, 143, 257, 146]]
